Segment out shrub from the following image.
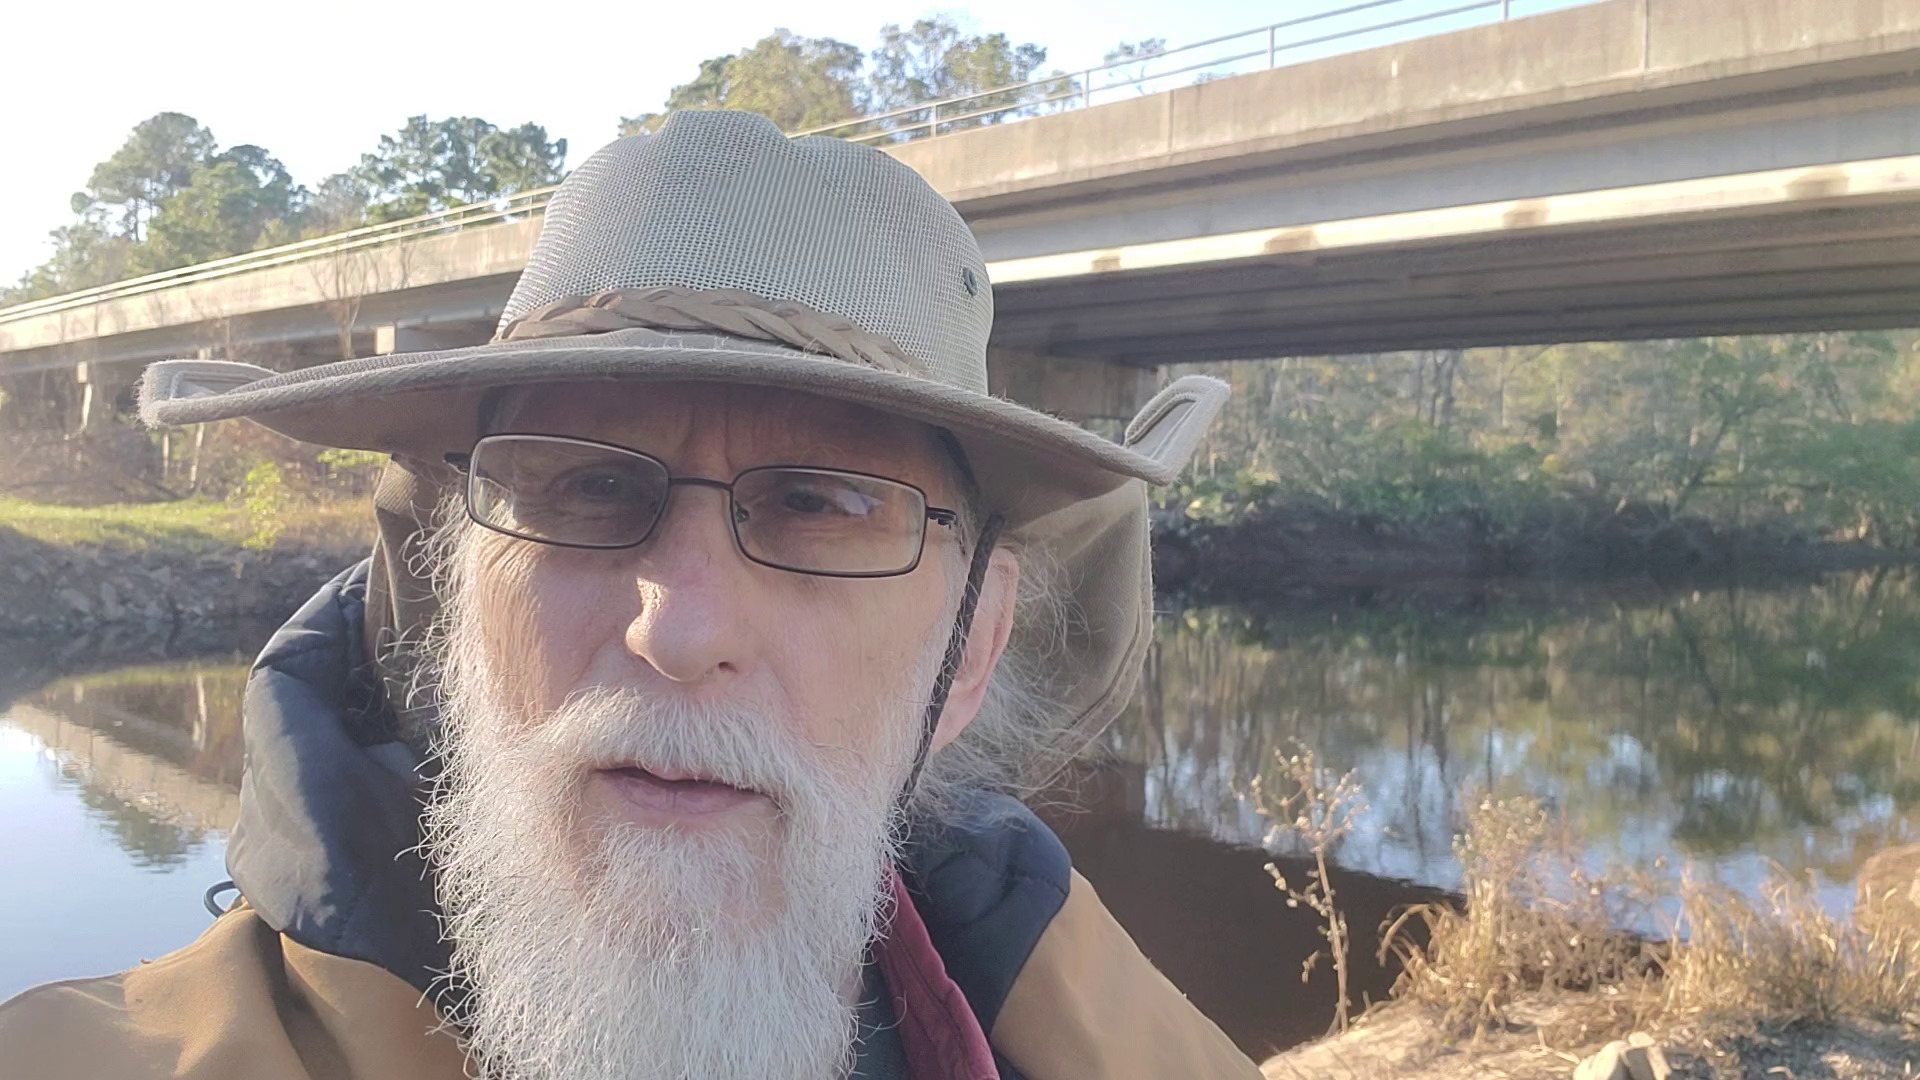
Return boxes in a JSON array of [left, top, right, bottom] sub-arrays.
[[237, 460, 290, 550]]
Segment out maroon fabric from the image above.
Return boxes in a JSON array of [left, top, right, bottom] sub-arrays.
[[874, 869, 1001, 1080]]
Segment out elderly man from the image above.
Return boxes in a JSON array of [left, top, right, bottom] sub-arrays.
[[0, 111, 1255, 1079]]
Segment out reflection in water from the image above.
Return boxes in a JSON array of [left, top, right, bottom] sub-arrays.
[[10, 663, 249, 865], [1102, 568, 1920, 909], [1047, 569, 1920, 1056], [68, 776, 201, 869], [0, 638, 254, 999]]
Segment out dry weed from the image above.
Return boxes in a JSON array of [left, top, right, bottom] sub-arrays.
[[1254, 744, 1369, 1034], [1383, 796, 1646, 1041]]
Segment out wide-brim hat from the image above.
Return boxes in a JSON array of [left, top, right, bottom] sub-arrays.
[[138, 109, 1227, 775]]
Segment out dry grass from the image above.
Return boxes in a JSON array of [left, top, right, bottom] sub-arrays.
[[1657, 871, 1920, 1031], [1384, 796, 1649, 1041], [1379, 796, 1920, 1047]]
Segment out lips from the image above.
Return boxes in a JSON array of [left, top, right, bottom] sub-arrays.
[[596, 764, 771, 820]]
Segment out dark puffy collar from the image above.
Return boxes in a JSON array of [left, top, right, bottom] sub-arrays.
[[227, 562, 1071, 1041], [226, 561, 450, 996]]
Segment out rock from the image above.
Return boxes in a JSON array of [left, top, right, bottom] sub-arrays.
[[57, 587, 93, 614], [1623, 1032, 1671, 1080], [1575, 1040, 1631, 1080], [98, 580, 123, 620]]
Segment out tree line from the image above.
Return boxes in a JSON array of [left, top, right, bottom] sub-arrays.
[[1170, 332, 1920, 549], [6, 16, 1157, 305], [7, 113, 568, 303]]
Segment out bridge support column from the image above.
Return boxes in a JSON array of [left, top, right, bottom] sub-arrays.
[[374, 324, 490, 355], [75, 361, 99, 433], [73, 360, 137, 434], [986, 347, 1157, 425]]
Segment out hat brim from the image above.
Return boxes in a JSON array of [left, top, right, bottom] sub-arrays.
[[139, 329, 1228, 783], [141, 328, 1222, 520]]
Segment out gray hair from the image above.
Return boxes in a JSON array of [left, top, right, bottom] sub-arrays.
[[909, 524, 1077, 821]]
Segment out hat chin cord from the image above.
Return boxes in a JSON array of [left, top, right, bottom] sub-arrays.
[[896, 513, 1005, 818]]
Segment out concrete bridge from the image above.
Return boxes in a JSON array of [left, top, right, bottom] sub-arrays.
[[5, 0, 1920, 423]]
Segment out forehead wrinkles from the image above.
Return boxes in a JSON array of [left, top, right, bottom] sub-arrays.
[[493, 382, 948, 482]]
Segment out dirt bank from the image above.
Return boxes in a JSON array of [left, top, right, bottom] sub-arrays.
[[1154, 502, 1906, 601], [0, 526, 367, 636], [1261, 998, 1918, 1079]]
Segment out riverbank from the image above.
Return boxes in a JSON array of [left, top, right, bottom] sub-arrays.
[[8, 492, 1911, 634], [0, 497, 370, 635], [1255, 795, 1919, 1080], [1153, 500, 1910, 601]]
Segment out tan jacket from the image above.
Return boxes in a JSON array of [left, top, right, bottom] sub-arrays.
[[1, 872, 1257, 1080]]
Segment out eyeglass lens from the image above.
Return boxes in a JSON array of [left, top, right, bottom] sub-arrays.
[[465, 435, 932, 576]]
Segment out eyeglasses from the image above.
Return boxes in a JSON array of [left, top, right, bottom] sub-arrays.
[[444, 434, 959, 578]]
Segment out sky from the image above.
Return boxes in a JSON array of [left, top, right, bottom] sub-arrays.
[[0, 0, 1581, 286]]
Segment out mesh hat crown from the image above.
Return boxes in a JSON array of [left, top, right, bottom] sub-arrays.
[[138, 109, 1229, 769]]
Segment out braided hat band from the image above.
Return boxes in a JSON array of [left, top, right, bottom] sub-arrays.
[[497, 287, 927, 379]]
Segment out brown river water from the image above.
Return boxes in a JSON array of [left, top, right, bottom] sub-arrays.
[[3, 569, 1916, 1059]]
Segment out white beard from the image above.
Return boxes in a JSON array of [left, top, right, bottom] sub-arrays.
[[422, 575, 938, 1080]]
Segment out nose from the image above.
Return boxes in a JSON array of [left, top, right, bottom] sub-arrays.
[[620, 485, 755, 685]]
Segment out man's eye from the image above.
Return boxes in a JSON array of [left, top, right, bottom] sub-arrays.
[[780, 485, 881, 517], [782, 488, 832, 514], [568, 472, 638, 500]]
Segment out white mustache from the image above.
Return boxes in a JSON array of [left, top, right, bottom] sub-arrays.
[[520, 685, 888, 817]]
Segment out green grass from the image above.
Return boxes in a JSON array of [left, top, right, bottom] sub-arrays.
[[0, 495, 371, 553]]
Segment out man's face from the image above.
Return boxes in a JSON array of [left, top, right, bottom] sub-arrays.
[[424, 381, 1013, 1080], [468, 380, 966, 840]]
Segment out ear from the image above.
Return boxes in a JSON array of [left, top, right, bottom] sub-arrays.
[[929, 546, 1019, 752]]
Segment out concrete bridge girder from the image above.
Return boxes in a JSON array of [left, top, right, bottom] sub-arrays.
[[987, 347, 1159, 423]]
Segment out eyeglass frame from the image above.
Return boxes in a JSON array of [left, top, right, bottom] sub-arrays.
[[442, 433, 962, 579]]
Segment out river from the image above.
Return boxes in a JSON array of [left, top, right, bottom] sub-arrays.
[[3, 570, 1915, 1057]]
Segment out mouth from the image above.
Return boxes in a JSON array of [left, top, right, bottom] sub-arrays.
[[592, 763, 775, 824]]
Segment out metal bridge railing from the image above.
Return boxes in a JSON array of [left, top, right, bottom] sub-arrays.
[[1, 0, 1574, 327], [0, 187, 559, 325], [794, 0, 1547, 144]]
